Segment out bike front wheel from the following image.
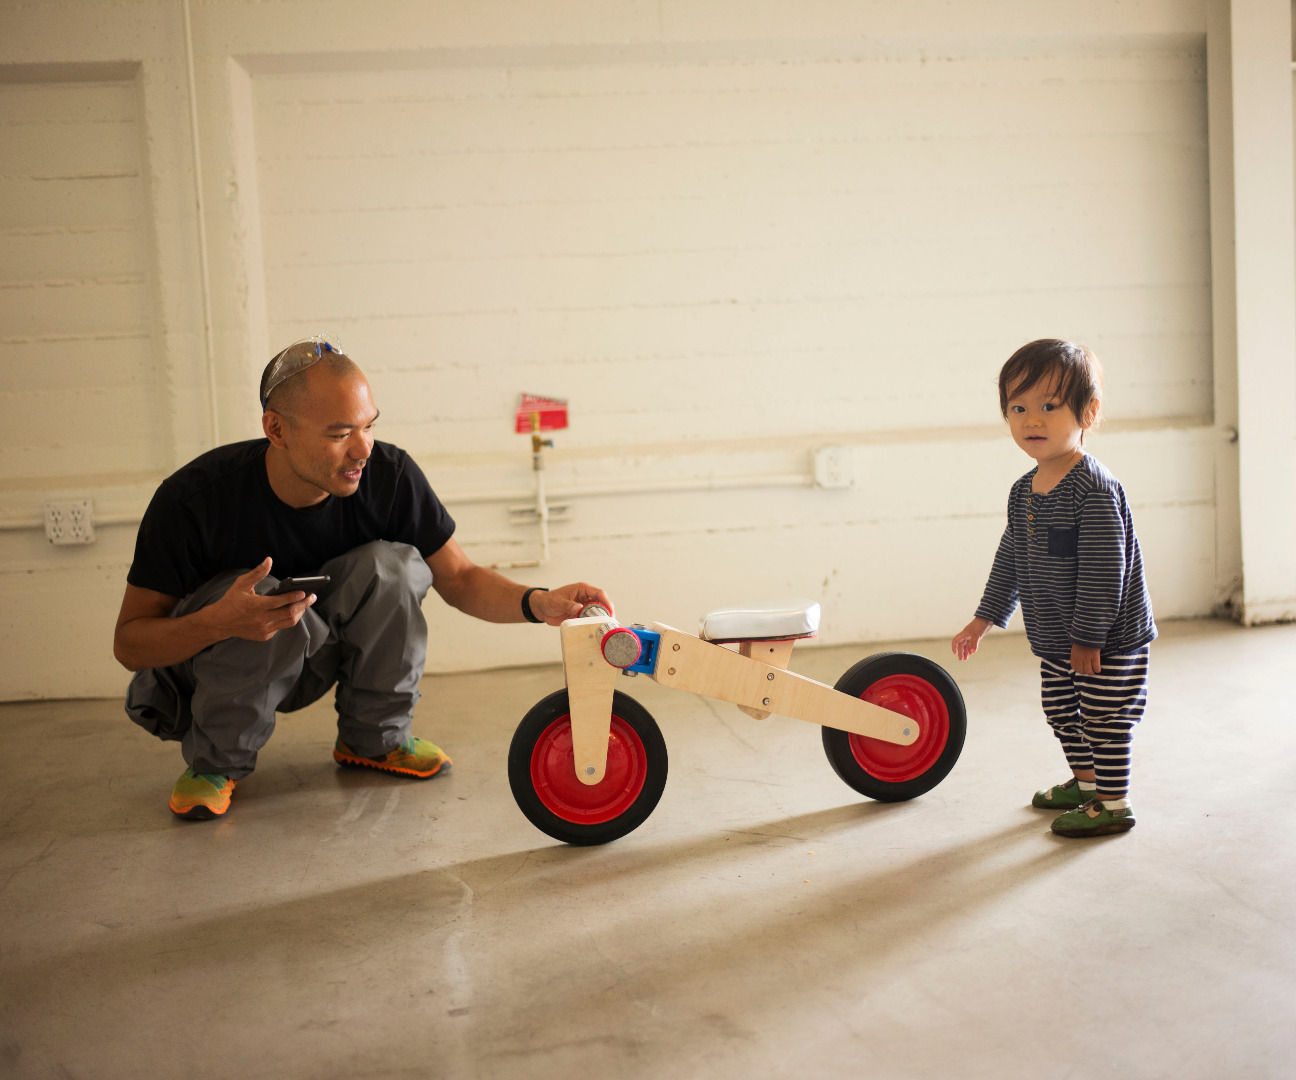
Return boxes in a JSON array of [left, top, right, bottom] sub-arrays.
[[508, 688, 668, 845]]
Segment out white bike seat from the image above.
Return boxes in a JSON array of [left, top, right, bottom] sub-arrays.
[[699, 601, 821, 643]]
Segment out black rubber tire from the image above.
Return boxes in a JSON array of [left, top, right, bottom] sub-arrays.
[[821, 652, 966, 802], [508, 688, 668, 845]]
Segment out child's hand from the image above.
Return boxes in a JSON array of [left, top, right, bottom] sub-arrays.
[[1070, 644, 1102, 675], [951, 617, 991, 661]]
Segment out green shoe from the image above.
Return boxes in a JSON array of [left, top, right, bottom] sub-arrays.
[[1051, 798, 1136, 838], [1031, 777, 1092, 810], [169, 767, 237, 820], [333, 736, 452, 779]]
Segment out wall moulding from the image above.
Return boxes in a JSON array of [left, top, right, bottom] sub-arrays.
[[0, 416, 1216, 535], [229, 30, 1208, 78], [0, 61, 139, 84]]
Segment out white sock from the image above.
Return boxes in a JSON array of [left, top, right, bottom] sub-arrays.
[[1077, 780, 1097, 792], [1100, 797, 1130, 811]]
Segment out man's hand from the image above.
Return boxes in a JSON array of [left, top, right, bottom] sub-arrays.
[[113, 557, 318, 672], [205, 558, 318, 642], [529, 583, 614, 626]]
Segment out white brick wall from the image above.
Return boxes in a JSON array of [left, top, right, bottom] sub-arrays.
[[1, 0, 1283, 700], [1, 73, 166, 481]]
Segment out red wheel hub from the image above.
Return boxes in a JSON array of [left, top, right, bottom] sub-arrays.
[[530, 714, 648, 824], [848, 673, 950, 782]]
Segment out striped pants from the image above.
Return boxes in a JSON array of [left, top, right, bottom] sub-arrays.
[[1039, 648, 1149, 799]]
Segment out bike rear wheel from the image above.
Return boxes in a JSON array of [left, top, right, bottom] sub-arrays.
[[821, 652, 966, 801]]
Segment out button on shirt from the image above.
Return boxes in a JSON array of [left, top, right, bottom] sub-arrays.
[[975, 454, 1156, 661]]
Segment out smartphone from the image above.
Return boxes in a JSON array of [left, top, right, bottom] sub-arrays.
[[269, 575, 331, 597]]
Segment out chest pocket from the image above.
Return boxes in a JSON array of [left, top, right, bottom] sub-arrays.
[[1047, 526, 1078, 557]]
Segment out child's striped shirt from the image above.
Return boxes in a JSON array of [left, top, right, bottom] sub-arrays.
[[975, 454, 1157, 662]]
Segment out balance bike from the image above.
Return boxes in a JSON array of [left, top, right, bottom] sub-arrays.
[[508, 602, 966, 845]]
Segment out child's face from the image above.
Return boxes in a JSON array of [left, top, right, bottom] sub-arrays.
[[1004, 375, 1093, 471]]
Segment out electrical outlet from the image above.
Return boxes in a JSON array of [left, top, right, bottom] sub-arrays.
[[44, 499, 95, 545], [813, 446, 853, 489]]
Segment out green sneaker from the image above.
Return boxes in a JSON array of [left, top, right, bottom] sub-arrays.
[[333, 736, 452, 779], [1031, 777, 1092, 810], [1051, 798, 1136, 838], [169, 767, 237, 820]]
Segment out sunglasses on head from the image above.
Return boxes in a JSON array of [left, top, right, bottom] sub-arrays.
[[259, 336, 345, 409]]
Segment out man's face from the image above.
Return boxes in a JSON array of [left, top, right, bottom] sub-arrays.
[[265, 366, 378, 507]]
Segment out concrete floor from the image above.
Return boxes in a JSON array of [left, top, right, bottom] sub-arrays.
[[2, 618, 1294, 1079]]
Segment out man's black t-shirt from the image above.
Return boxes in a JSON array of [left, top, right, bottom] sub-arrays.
[[127, 439, 455, 599]]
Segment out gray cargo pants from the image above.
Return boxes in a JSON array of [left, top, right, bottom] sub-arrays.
[[125, 541, 434, 778]]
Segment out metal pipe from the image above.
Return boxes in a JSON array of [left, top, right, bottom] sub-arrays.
[[182, 0, 219, 447], [0, 472, 814, 534]]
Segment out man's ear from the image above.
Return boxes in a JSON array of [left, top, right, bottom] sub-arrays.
[[263, 410, 289, 448]]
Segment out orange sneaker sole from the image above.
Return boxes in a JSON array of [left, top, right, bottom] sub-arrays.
[[332, 746, 451, 779], [168, 782, 236, 819]]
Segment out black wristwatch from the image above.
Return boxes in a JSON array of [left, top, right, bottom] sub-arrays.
[[521, 587, 548, 623]]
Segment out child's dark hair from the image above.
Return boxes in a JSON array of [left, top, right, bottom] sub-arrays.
[[998, 339, 1102, 425]]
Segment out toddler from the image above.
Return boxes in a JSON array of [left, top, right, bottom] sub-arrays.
[[951, 339, 1156, 837]]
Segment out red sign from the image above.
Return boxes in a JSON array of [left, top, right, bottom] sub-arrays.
[[514, 393, 569, 433]]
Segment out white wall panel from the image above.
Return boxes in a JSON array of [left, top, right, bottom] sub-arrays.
[[0, 71, 167, 482], [0, 0, 1252, 699], [252, 40, 1211, 461]]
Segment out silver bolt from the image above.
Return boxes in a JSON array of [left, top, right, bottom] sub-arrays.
[[903, 728, 913, 738], [766, 672, 775, 681], [585, 766, 596, 776], [762, 697, 771, 706]]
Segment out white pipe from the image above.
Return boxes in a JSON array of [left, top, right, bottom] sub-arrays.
[[0, 473, 815, 534], [480, 469, 810, 569], [487, 430, 553, 569], [182, 0, 220, 447], [0, 509, 142, 532], [535, 462, 551, 563], [460, 471, 813, 507]]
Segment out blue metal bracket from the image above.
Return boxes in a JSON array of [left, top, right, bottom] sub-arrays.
[[623, 628, 661, 676]]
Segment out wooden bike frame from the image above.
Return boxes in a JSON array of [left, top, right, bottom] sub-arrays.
[[560, 613, 920, 786]]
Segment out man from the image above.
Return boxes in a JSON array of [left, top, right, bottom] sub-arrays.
[[114, 337, 612, 820]]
